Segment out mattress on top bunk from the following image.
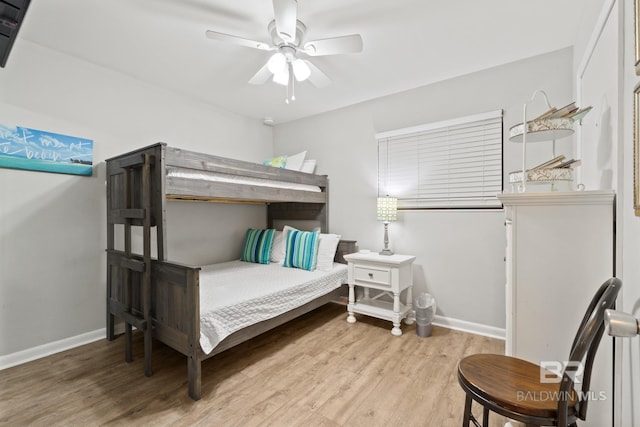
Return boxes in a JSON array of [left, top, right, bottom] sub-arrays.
[[199, 260, 347, 354], [166, 167, 322, 194]]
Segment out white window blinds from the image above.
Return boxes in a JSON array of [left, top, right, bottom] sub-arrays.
[[377, 110, 503, 209]]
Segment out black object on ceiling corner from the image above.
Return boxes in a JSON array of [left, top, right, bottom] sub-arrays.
[[0, 0, 31, 68]]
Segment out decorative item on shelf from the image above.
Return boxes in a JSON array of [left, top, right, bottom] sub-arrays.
[[508, 89, 591, 192], [508, 156, 581, 191], [376, 196, 397, 255]]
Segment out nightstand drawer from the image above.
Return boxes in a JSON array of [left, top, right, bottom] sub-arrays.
[[354, 265, 391, 287]]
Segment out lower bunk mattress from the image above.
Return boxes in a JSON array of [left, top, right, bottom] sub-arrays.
[[199, 260, 347, 354]]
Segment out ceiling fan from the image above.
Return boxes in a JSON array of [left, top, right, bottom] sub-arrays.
[[205, 0, 363, 103]]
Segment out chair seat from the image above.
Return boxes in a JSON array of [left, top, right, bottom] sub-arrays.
[[458, 354, 578, 421]]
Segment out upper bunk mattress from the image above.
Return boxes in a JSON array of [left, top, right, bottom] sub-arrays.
[[166, 167, 322, 193], [199, 260, 347, 354]]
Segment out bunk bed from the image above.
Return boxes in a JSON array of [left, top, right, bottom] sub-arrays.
[[105, 143, 355, 400]]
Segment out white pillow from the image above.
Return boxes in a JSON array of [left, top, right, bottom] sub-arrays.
[[284, 151, 307, 171], [271, 225, 297, 263], [316, 233, 341, 271], [301, 159, 317, 174], [270, 230, 284, 263]]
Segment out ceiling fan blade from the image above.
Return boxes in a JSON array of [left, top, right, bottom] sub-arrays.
[[273, 0, 297, 43], [302, 34, 363, 56], [305, 61, 331, 88], [248, 62, 273, 85], [205, 30, 273, 51]]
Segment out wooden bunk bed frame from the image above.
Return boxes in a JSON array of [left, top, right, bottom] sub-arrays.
[[105, 143, 354, 400]]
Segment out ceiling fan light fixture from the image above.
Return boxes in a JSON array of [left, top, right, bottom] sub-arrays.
[[273, 66, 289, 86], [292, 59, 311, 82], [267, 52, 287, 74]]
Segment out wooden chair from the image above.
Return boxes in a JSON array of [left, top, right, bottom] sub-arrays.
[[457, 277, 621, 427]]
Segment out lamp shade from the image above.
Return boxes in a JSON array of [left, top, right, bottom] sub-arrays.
[[377, 196, 397, 221], [292, 58, 311, 81], [267, 52, 287, 74], [272, 65, 289, 86]]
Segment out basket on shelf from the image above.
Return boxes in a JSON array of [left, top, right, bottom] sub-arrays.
[[508, 90, 591, 192]]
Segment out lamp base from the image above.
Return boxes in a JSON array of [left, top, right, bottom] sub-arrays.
[[380, 221, 394, 255]]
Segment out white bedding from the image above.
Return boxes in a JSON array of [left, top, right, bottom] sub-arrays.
[[199, 260, 347, 354], [166, 167, 322, 194]]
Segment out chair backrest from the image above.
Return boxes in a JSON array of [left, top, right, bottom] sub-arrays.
[[557, 277, 621, 425]]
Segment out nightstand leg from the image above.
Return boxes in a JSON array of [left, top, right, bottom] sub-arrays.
[[391, 292, 402, 336], [347, 283, 356, 323], [404, 286, 415, 325]]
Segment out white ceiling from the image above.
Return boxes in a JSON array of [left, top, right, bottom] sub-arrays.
[[19, 0, 598, 124]]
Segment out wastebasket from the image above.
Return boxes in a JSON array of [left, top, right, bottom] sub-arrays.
[[415, 293, 436, 337]]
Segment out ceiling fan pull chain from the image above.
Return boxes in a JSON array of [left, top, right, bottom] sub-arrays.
[[285, 77, 289, 104], [291, 73, 296, 102], [285, 62, 295, 104]]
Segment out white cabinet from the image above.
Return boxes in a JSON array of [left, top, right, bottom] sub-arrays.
[[344, 252, 415, 336], [498, 190, 615, 427]]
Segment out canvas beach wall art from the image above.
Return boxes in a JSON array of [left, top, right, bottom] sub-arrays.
[[0, 124, 93, 176]]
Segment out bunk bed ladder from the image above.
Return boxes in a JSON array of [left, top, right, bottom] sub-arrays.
[[119, 153, 153, 377]]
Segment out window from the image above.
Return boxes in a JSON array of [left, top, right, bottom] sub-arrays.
[[377, 110, 503, 209]]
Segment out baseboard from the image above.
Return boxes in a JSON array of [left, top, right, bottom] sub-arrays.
[[0, 328, 106, 371], [433, 314, 506, 340], [1, 315, 503, 370]]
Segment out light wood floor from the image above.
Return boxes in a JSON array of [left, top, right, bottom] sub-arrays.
[[0, 303, 506, 427]]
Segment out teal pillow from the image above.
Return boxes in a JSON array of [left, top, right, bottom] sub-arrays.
[[283, 230, 320, 271], [241, 228, 276, 264]]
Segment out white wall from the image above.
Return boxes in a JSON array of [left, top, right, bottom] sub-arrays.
[[0, 40, 272, 358], [576, 2, 619, 192], [273, 48, 575, 331]]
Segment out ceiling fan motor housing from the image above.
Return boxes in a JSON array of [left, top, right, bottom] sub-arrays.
[[268, 19, 307, 49]]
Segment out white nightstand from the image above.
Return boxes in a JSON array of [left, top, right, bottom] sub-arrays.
[[344, 252, 416, 336]]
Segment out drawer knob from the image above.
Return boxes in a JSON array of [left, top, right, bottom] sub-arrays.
[[368, 273, 373, 279]]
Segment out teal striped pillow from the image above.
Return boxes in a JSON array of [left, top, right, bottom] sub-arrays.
[[241, 228, 276, 264], [283, 230, 320, 271]]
